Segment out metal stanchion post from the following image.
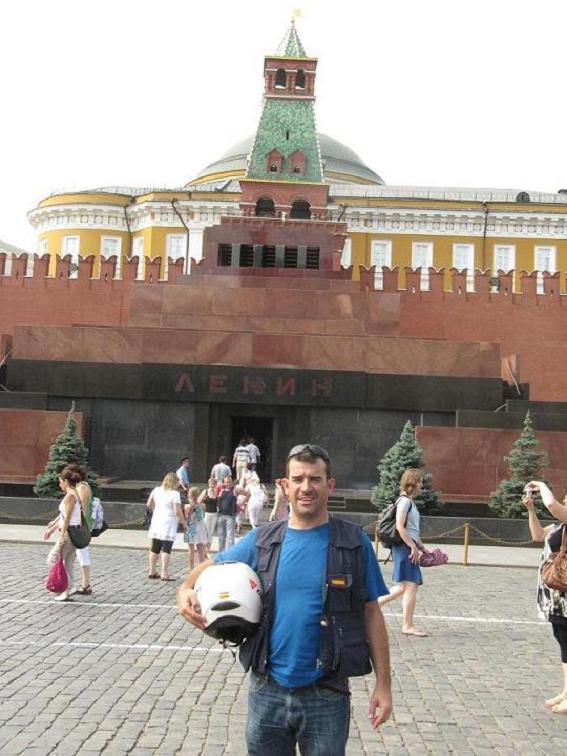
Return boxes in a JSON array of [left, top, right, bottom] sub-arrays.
[[463, 522, 470, 566], [374, 523, 379, 558]]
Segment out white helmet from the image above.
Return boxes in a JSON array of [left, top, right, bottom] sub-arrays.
[[195, 562, 262, 645]]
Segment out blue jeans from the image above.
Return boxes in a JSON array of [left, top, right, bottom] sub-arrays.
[[246, 671, 350, 756], [216, 514, 235, 552]]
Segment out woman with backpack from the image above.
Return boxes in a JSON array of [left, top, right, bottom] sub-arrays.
[[378, 468, 429, 637]]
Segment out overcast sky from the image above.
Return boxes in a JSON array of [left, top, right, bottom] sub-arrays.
[[2, 0, 567, 250]]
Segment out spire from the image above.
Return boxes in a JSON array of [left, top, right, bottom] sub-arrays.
[[275, 16, 307, 58]]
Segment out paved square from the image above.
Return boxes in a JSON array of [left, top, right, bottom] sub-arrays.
[[1, 541, 565, 755]]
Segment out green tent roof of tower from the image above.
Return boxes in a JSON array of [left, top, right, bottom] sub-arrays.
[[275, 18, 307, 58]]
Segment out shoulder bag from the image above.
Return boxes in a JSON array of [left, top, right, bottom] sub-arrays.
[[67, 511, 92, 549], [541, 525, 567, 592]]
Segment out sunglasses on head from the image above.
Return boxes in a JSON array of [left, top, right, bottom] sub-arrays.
[[287, 444, 330, 462]]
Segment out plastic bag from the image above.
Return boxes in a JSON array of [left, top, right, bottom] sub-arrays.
[[46, 555, 69, 593], [419, 548, 449, 567]]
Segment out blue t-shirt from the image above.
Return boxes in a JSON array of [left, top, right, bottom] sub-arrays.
[[214, 522, 388, 688]]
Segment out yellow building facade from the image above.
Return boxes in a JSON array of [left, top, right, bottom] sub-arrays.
[[27, 37, 567, 293]]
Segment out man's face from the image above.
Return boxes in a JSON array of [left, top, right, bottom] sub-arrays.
[[183, 460, 190, 468], [283, 458, 335, 524]]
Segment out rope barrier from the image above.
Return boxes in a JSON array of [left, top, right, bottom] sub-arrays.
[[371, 518, 538, 566], [370, 519, 535, 547]]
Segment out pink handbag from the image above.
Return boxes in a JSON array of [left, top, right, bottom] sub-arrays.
[[46, 555, 68, 593], [419, 548, 449, 567]]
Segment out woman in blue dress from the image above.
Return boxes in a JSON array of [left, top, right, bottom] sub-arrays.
[[378, 468, 429, 637]]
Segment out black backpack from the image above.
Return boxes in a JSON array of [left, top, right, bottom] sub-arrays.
[[377, 496, 407, 548]]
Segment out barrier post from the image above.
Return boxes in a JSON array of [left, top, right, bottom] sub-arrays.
[[374, 523, 379, 558], [463, 523, 470, 566]]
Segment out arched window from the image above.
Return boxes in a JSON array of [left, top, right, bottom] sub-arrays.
[[296, 69, 306, 89], [275, 68, 286, 88], [265, 148, 283, 174], [288, 149, 306, 176], [256, 197, 276, 217], [290, 200, 311, 220]]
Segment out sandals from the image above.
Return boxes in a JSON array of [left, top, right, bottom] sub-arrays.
[[75, 585, 93, 595], [148, 573, 160, 579], [160, 576, 175, 582]]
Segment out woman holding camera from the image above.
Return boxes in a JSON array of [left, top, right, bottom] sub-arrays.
[[523, 481, 567, 713]]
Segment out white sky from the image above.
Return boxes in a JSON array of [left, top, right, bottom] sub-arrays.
[[2, 0, 567, 250]]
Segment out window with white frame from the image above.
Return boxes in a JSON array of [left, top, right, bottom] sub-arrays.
[[340, 238, 352, 268], [371, 239, 392, 290], [61, 235, 80, 278], [167, 234, 186, 260], [133, 236, 144, 279], [534, 245, 556, 294], [411, 241, 433, 290], [452, 243, 475, 291], [101, 236, 122, 278], [493, 244, 515, 273]]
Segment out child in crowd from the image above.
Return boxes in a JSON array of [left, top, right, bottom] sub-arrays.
[[183, 487, 208, 569]]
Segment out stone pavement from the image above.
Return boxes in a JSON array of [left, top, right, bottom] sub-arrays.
[[1, 537, 566, 755]]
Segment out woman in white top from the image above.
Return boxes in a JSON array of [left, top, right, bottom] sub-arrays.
[[147, 472, 187, 581], [43, 467, 83, 602], [247, 474, 267, 528]]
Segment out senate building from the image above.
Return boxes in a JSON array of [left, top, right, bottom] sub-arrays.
[[27, 20, 567, 294], [3, 19, 567, 504]]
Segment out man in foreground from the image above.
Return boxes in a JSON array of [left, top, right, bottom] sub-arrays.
[[177, 443, 392, 755]]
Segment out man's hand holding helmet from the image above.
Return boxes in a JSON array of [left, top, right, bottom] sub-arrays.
[[176, 559, 212, 630]]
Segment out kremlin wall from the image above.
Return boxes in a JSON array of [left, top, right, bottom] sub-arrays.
[[2, 20, 567, 506]]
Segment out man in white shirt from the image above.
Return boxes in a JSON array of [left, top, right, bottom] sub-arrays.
[[233, 439, 251, 482], [246, 438, 261, 471]]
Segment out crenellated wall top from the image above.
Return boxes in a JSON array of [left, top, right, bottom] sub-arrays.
[[0, 251, 565, 302]]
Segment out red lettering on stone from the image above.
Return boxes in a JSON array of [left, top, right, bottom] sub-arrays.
[[276, 376, 296, 396], [311, 377, 332, 398], [209, 374, 228, 394], [175, 373, 195, 393], [242, 376, 267, 395]]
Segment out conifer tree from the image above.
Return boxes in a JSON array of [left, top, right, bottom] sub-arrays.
[[371, 420, 441, 513], [489, 411, 548, 518], [34, 408, 97, 498]]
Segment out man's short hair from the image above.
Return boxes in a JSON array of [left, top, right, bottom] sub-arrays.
[[219, 455, 228, 464], [286, 444, 331, 477], [180, 457, 189, 465]]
